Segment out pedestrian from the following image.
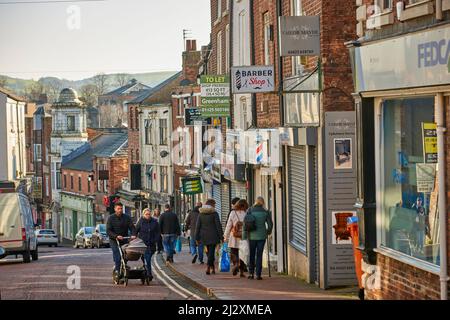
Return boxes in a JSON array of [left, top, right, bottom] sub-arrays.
[[243, 197, 273, 280], [185, 202, 204, 264], [106, 202, 136, 277], [133, 208, 161, 281], [153, 207, 163, 254], [195, 199, 223, 275], [158, 204, 181, 263], [224, 199, 248, 277], [226, 197, 241, 222]]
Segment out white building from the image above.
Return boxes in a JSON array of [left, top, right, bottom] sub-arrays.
[[0, 87, 27, 181], [49, 88, 89, 239]]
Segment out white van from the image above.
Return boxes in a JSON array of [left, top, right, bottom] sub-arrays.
[[0, 184, 38, 263]]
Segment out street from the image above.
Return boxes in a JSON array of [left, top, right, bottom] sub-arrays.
[[0, 245, 209, 300]]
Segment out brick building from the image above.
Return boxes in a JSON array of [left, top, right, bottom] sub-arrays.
[[348, 0, 450, 300]]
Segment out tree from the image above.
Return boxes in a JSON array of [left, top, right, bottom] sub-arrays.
[[23, 80, 46, 102], [115, 73, 130, 87], [0, 75, 8, 88], [79, 84, 97, 107], [42, 78, 62, 103], [92, 73, 109, 97]]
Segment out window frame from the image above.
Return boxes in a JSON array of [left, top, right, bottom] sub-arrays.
[[159, 119, 168, 145]]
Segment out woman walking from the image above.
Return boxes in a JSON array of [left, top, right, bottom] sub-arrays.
[[243, 197, 273, 280], [224, 199, 248, 277], [153, 207, 163, 254], [195, 199, 223, 275]]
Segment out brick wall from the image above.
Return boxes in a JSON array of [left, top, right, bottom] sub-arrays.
[[110, 156, 128, 194], [61, 168, 94, 195]]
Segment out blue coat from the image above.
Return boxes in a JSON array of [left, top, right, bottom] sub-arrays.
[[134, 217, 161, 250]]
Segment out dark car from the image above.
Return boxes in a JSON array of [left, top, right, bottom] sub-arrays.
[[91, 224, 110, 248]]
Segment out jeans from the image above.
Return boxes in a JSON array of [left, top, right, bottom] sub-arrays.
[[189, 237, 204, 262], [110, 239, 128, 272], [144, 247, 154, 276], [206, 244, 216, 267], [249, 240, 266, 277], [162, 234, 177, 260]]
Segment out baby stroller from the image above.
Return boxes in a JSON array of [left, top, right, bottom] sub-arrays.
[[112, 237, 152, 286]]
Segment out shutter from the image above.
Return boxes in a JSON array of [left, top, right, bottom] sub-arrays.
[[221, 183, 230, 230], [312, 147, 320, 283], [212, 184, 222, 222], [231, 182, 247, 201], [288, 146, 307, 254]]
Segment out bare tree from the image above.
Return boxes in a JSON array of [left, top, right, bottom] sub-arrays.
[[79, 83, 97, 107], [92, 73, 109, 97], [43, 78, 62, 103], [115, 73, 130, 87], [23, 81, 46, 102]]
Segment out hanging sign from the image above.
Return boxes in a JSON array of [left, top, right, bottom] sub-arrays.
[[279, 16, 321, 56], [231, 66, 275, 93], [182, 176, 203, 195]]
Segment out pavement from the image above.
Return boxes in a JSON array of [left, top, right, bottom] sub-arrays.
[[165, 248, 359, 300]]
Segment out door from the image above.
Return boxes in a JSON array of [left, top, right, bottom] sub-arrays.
[[72, 211, 78, 241]]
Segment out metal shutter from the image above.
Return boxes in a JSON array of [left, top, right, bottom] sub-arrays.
[[212, 183, 222, 222], [221, 183, 230, 230], [231, 182, 248, 201], [288, 146, 307, 254], [312, 147, 320, 283]]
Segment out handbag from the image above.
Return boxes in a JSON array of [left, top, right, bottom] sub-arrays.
[[175, 237, 182, 252], [219, 243, 230, 272]]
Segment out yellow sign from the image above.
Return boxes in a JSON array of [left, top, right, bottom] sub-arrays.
[[422, 123, 437, 163]]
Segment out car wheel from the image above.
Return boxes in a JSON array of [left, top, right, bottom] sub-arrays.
[[31, 246, 38, 261], [54, 243, 58, 247], [48, 245, 52, 247], [83, 240, 87, 249], [23, 248, 31, 263]]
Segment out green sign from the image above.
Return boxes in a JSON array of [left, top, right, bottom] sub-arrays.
[[182, 176, 203, 195], [200, 75, 230, 117]]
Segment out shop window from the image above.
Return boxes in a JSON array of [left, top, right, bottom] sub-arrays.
[[284, 92, 320, 126], [380, 97, 440, 265]]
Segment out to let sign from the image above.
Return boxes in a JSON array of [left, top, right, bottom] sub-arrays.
[[182, 176, 203, 195], [231, 66, 275, 93], [422, 123, 437, 163], [200, 75, 230, 117], [279, 16, 320, 56]]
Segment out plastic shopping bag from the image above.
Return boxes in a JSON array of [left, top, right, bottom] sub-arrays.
[[219, 243, 230, 272], [175, 237, 182, 252], [239, 239, 249, 266]]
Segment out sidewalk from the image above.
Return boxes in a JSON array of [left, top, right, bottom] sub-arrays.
[[165, 249, 359, 300]]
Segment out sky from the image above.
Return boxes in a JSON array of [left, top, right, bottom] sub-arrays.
[[0, 0, 211, 80]]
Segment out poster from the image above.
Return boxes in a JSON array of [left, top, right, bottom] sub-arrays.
[[331, 211, 356, 245], [334, 138, 352, 169], [422, 123, 437, 163], [416, 163, 437, 193], [200, 75, 230, 117]]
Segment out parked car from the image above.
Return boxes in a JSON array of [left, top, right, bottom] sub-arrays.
[[0, 181, 38, 263], [91, 224, 109, 248], [35, 229, 58, 247], [73, 227, 95, 249], [0, 246, 5, 259]]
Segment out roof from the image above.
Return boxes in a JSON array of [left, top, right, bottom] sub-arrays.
[[62, 132, 128, 171], [102, 79, 151, 97], [33, 103, 52, 117], [127, 71, 182, 104], [0, 86, 27, 102]]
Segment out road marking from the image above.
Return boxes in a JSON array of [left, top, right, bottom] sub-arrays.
[[152, 255, 202, 300]]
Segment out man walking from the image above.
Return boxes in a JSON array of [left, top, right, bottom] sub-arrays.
[[185, 201, 204, 264], [159, 204, 181, 263], [106, 202, 136, 277]]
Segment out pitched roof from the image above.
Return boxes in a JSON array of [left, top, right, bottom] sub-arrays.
[[0, 86, 27, 102], [62, 132, 128, 171], [102, 79, 151, 97], [127, 71, 182, 104]]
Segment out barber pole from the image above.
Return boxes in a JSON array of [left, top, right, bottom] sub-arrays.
[[256, 133, 263, 164]]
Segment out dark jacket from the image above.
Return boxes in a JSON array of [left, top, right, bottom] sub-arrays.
[[195, 206, 223, 245], [133, 217, 161, 250], [159, 210, 181, 236], [106, 213, 136, 241], [185, 206, 201, 236], [242, 205, 273, 241]]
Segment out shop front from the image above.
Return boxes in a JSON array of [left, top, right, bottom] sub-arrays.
[[349, 25, 449, 299], [61, 192, 94, 241]]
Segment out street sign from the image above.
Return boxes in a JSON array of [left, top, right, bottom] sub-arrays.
[[279, 16, 321, 56], [200, 75, 230, 117], [184, 108, 212, 126], [231, 66, 275, 93], [181, 176, 203, 195]]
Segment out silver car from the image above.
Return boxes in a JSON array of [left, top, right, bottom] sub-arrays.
[[91, 224, 110, 248], [35, 229, 58, 247], [74, 227, 95, 249]]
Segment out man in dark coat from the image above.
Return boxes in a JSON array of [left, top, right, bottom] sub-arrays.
[[195, 199, 223, 275], [185, 202, 204, 264], [106, 202, 136, 274], [133, 208, 161, 279], [159, 204, 181, 263]]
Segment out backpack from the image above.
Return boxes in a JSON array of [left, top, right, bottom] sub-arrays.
[[244, 209, 257, 233], [231, 211, 244, 238]]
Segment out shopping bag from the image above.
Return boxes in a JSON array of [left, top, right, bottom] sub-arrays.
[[175, 237, 182, 252], [239, 239, 249, 266], [219, 243, 230, 272]]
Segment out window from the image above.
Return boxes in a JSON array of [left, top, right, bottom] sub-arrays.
[[129, 107, 134, 130], [217, 31, 223, 74], [146, 165, 153, 191], [159, 119, 168, 145], [238, 10, 248, 65], [379, 97, 439, 265], [34, 144, 42, 161], [45, 176, 49, 197], [263, 12, 271, 65], [285, 92, 320, 126], [225, 0, 229, 12], [375, 0, 392, 13], [217, 0, 222, 21], [225, 24, 230, 72], [145, 119, 152, 145], [67, 115, 75, 131], [160, 166, 168, 193], [56, 162, 61, 190], [78, 176, 82, 192], [64, 174, 67, 188], [70, 175, 74, 190], [177, 98, 183, 116], [87, 177, 91, 193]]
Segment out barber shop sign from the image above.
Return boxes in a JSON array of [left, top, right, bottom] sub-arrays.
[[231, 65, 275, 94]]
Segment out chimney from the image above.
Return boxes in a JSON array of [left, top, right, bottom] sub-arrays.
[[185, 39, 197, 52], [182, 39, 201, 84]]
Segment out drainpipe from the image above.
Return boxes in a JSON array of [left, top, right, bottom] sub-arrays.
[[436, 0, 443, 21], [436, 92, 448, 300]]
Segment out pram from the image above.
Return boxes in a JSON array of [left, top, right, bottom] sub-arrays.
[[112, 237, 152, 286]]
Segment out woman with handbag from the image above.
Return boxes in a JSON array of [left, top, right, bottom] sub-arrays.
[[224, 199, 249, 277]]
